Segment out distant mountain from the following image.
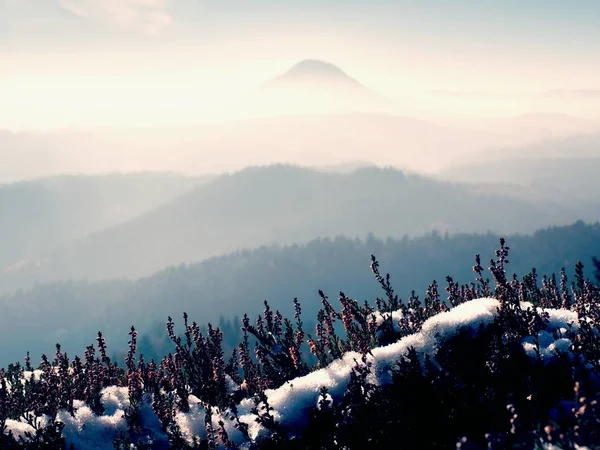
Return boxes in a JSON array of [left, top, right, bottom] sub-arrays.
[[1, 221, 599, 366], [241, 59, 398, 117], [5, 62, 598, 182], [2, 164, 597, 293], [436, 133, 600, 205], [438, 132, 600, 173], [266, 59, 365, 89], [438, 156, 600, 203], [0, 172, 210, 271]]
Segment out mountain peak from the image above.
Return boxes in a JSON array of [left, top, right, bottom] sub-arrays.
[[268, 59, 363, 88], [286, 59, 350, 77], [253, 59, 396, 117]]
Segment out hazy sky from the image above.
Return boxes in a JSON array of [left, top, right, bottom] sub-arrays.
[[2, 0, 600, 129]]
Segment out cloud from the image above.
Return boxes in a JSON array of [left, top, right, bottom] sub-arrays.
[[58, 0, 172, 35]]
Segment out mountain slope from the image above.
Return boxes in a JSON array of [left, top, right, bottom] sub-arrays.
[[438, 157, 600, 201], [0, 172, 210, 270], [4, 165, 597, 291], [1, 221, 599, 366], [436, 133, 600, 202]]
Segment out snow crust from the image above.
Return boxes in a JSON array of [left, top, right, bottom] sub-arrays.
[[3, 298, 581, 448]]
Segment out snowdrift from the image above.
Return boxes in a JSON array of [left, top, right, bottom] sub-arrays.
[[4, 297, 580, 449]]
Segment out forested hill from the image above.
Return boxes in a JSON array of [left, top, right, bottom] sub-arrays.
[[1, 221, 599, 365], [6, 164, 597, 291]]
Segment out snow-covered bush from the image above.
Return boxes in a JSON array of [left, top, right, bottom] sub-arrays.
[[2, 240, 600, 449]]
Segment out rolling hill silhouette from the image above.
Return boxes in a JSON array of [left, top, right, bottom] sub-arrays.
[[2, 165, 594, 293]]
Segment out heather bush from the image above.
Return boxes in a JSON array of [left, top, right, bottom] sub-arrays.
[[2, 239, 600, 449]]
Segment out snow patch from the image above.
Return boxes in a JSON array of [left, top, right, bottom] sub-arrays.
[[520, 304, 579, 361], [5, 297, 586, 448]]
